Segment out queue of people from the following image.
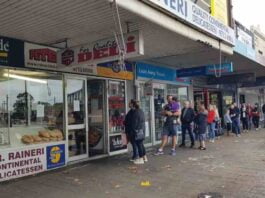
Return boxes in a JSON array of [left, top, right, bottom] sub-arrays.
[[124, 96, 265, 165]]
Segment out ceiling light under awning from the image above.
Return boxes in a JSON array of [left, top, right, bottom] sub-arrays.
[[3, 73, 47, 84]]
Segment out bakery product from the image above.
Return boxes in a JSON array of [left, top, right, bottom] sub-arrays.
[[22, 135, 34, 144], [32, 135, 42, 142], [39, 130, 50, 138]]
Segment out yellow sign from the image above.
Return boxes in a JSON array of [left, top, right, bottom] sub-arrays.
[[211, 0, 229, 25]]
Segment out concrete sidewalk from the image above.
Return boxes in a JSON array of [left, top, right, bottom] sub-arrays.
[[1, 131, 265, 198]]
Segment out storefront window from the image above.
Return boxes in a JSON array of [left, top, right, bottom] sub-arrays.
[[0, 69, 64, 148], [167, 85, 188, 107], [108, 81, 126, 134]]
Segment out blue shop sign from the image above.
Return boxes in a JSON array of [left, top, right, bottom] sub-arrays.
[[46, 144, 66, 170], [177, 62, 233, 77], [206, 62, 233, 75], [0, 36, 24, 67], [136, 62, 176, 82]]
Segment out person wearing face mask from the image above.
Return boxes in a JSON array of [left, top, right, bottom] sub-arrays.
[[241, 103, 249, 132]]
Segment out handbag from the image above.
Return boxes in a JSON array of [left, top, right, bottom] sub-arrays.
[[135, 129, 145, 141]]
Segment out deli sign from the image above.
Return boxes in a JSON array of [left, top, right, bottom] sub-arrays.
[[58, 31, 144, 67]]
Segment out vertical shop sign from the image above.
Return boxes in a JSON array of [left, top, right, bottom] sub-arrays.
[[210, 0, 229, 25], [0, 36, 24, 67]]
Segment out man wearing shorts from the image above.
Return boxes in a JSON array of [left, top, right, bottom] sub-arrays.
[[155, 95, 181, 156]]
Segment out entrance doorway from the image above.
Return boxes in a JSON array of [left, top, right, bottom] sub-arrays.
[[66, 77, 87, 161], [87, 79, 106, 157]]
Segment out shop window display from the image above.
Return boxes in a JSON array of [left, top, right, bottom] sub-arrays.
[[108, 81, 126, 134], [0, 69, 64, 148]]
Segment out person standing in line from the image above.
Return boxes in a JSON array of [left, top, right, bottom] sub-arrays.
[[262, 103, 265, 128], [124, 100, 138, 161], [207, 104, 216, 142], [241, 103, 249, 132], [224, 108, 232, 136], [194, 104, 208, 150], [230, 103, 241, 137], [213, 105, 221, 138], [252, 103, 260, 131], [155, 95, 181, 156], [179, 101, 195, 148], [131, 100, 147, 165], [247, 104, 253, 131]]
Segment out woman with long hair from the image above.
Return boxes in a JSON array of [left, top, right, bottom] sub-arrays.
[[194, 104, 208, 150], [130, 100, 147, 164], [207, 104, 216, 142]]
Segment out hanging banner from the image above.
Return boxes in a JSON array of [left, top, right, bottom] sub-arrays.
[[97, 61, 134, 80], [0, 36, 24, 67], [25, 43, 58, 70], [142, 0, 234, 45], [210, 0, 229, 26], [58, 31, 144, 69]]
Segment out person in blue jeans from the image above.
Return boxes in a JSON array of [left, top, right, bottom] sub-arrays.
[[179, 101, 195, 148], [230, 103, 241, 137]]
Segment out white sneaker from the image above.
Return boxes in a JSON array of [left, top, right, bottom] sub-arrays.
[[134, 158, 144, 165], [143, 156, 148, 162]]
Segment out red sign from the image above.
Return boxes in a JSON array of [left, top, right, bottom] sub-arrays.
[[58, 31, 144, 67], [29, 48, 57, 63]]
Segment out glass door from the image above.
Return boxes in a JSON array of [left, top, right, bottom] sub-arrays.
[[87, 79, 106, 157], [108, 80, 127, 155], [66, 77, 87, 161], [138, 82, 152, 145], [153, 84, 166, 143]]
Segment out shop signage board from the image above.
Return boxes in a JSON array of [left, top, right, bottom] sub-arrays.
[[210, 0, 229, 25], [207, 73, 256, 85], [234, 21, 255, 61], [0, 36, 24, 67], [97, 61, 134, 80], [58, 31, 144, 69], [0, 142, 66, 182], [136, 62, 191, 85], [25, 43, 58, 70], [142, 0, 235, 45], [176, 62, 233, 77], [136, 62, 176, 82]]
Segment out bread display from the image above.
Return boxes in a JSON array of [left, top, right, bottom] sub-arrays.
[[21, 129, 64, 144], [21, 135, 34, 144]]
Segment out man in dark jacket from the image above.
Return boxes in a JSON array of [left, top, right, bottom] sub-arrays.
[[179, 101, 195, 148], [230, 103, 241, 136]]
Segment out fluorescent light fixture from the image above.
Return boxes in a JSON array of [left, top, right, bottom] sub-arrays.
[[3, 73, 47, 84]]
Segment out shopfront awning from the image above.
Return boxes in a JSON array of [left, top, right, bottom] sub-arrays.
[[0, 0, 234, 72]]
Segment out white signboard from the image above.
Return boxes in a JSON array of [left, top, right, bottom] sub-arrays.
[[142, 0, 235, 45], [0, 146, 46, 182], [25, 43, 58, 70], [73, 100, 80, 112], [37, 104, 45, 118], [237, 27, 253, 49], [57, 31, 144, 67], [0, 142, 66, 182]]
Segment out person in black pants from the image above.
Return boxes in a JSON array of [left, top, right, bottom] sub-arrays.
[[179, 101, 195, 148], [262, 103, 265, 128], [124, 101, 138, 161], [252, 103, 260, 131], [241, 103, 249, 132], [130, 100, 147, 165]]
